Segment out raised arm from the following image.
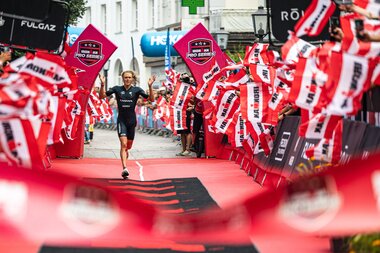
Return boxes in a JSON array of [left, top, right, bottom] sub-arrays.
[[98, 73, 107, 99], [147, 75, 156, 102]]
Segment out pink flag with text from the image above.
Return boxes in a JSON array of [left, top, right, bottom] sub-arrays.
[[173, 23, 228, 86], [54, 24, 117, 158]]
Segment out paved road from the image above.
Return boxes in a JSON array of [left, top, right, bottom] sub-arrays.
[[83, 127, 193, 159]]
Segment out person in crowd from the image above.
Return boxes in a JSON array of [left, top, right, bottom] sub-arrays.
[[84, 116, 91, 145], [175, 73, 195, 157], [0, 47, 12, 76], [99, 71, 155, 179], [332, 3, 380, 42], [191, 96, 204, 154]]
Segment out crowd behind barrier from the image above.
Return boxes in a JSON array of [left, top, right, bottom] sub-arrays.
[[216, 113, 380, 189], [94, 105, 173, 138]]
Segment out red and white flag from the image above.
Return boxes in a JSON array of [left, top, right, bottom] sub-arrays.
[[294, 0, 336, 37], [210, 90, 239, 134], [0, 117, 44, 169], [240, 82, 271, 124], [170, 81, 194, 110], [221, 68, 250, 88], [289, 56, 328, 111], [340, 14, 380, 58], [299, 110, 342, 139], [17, 52, 72, 91], [281, 33, 317, 64], [244, 43, 270, 66], [305, 118, 343, 163], [322, 51, 375, 115], [226, 111, 247, 148]]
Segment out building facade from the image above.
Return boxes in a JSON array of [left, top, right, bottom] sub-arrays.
[[76, 0, 262, 89]]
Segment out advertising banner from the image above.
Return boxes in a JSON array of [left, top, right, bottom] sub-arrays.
[[173, 23, 228, 86], [67, 27, 85, 46], [268, 116, 301, 173], [1, 0, 51, 21], [0, 1, 68, 51], [54, 24, 117, 158], [140, 30, 187, 57], [340, 119, 368, 164], [359, 125, 380, 159], [269, 0, 336, 42]]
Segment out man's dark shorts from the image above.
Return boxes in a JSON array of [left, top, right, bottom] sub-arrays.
[[117, 120, 136, 140]]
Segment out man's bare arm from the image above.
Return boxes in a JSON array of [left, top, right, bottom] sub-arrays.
[[98, 74, 107, 99]]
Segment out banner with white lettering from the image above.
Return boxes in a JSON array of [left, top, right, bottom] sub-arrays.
[[270, 0, 333, 42], [268, 116, 302, 171], [173, 23, 228, 87], [0, 1, 68, 51]]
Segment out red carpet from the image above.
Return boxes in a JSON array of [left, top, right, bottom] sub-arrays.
[[0, 157, 332, 253]]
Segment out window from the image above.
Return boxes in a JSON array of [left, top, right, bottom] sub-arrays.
[[101, 4, 107, 34], [162, 0, 171, 26], [85, 7, 91, 26], [132, 0, 138, 30], [148, 0, 155, 28], [175, 0, 181, 23], [116, 1, 122, 33]]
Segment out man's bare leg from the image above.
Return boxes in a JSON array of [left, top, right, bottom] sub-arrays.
[[119, 136, 129, 168], [120, 138, 135, 179]]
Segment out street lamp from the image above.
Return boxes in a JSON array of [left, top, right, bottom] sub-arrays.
[[252, 6, 269, 43], [213, 27, 230, 51], [103, 59, 111, 91]]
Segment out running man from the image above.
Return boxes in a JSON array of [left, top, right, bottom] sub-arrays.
[[99, 70, 155, 179]]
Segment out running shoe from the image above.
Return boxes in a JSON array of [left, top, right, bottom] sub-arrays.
[[121, 167, 130, 179]]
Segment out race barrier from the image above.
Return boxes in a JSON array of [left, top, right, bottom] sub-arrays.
[[217, 116, 380, 188]]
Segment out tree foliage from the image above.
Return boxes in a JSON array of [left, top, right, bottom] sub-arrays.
[[63, 0, 87, 26]]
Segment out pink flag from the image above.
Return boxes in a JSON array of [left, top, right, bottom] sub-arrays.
[[173, 23, 228, 86]]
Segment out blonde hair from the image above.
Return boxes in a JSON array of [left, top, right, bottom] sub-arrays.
[[121, 70, 139, 84]]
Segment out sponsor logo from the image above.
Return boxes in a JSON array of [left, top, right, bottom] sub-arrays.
[[275, 132, 291, 161], [75, 41, 104, 66], [59, 184, 120, 237], [278, 176, 341, 232], [20, 20, 56, 31], [25, 62, 66, 82], [187, 39, 215, 65]]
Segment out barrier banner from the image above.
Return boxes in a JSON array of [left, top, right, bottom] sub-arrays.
[[359, 125, 380, 159], [0, 165, 155, 245], [268, 116, 301, 173], [340, 119, 368, 164], [54, 24, 117, 158], [5, 155, 380, 244], [155, 153, 380, 243], [173, 23, 228, 87], [282, 118, 305, 178]]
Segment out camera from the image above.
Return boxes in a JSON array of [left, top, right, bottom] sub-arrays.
[[180, 73, 191, 84]]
